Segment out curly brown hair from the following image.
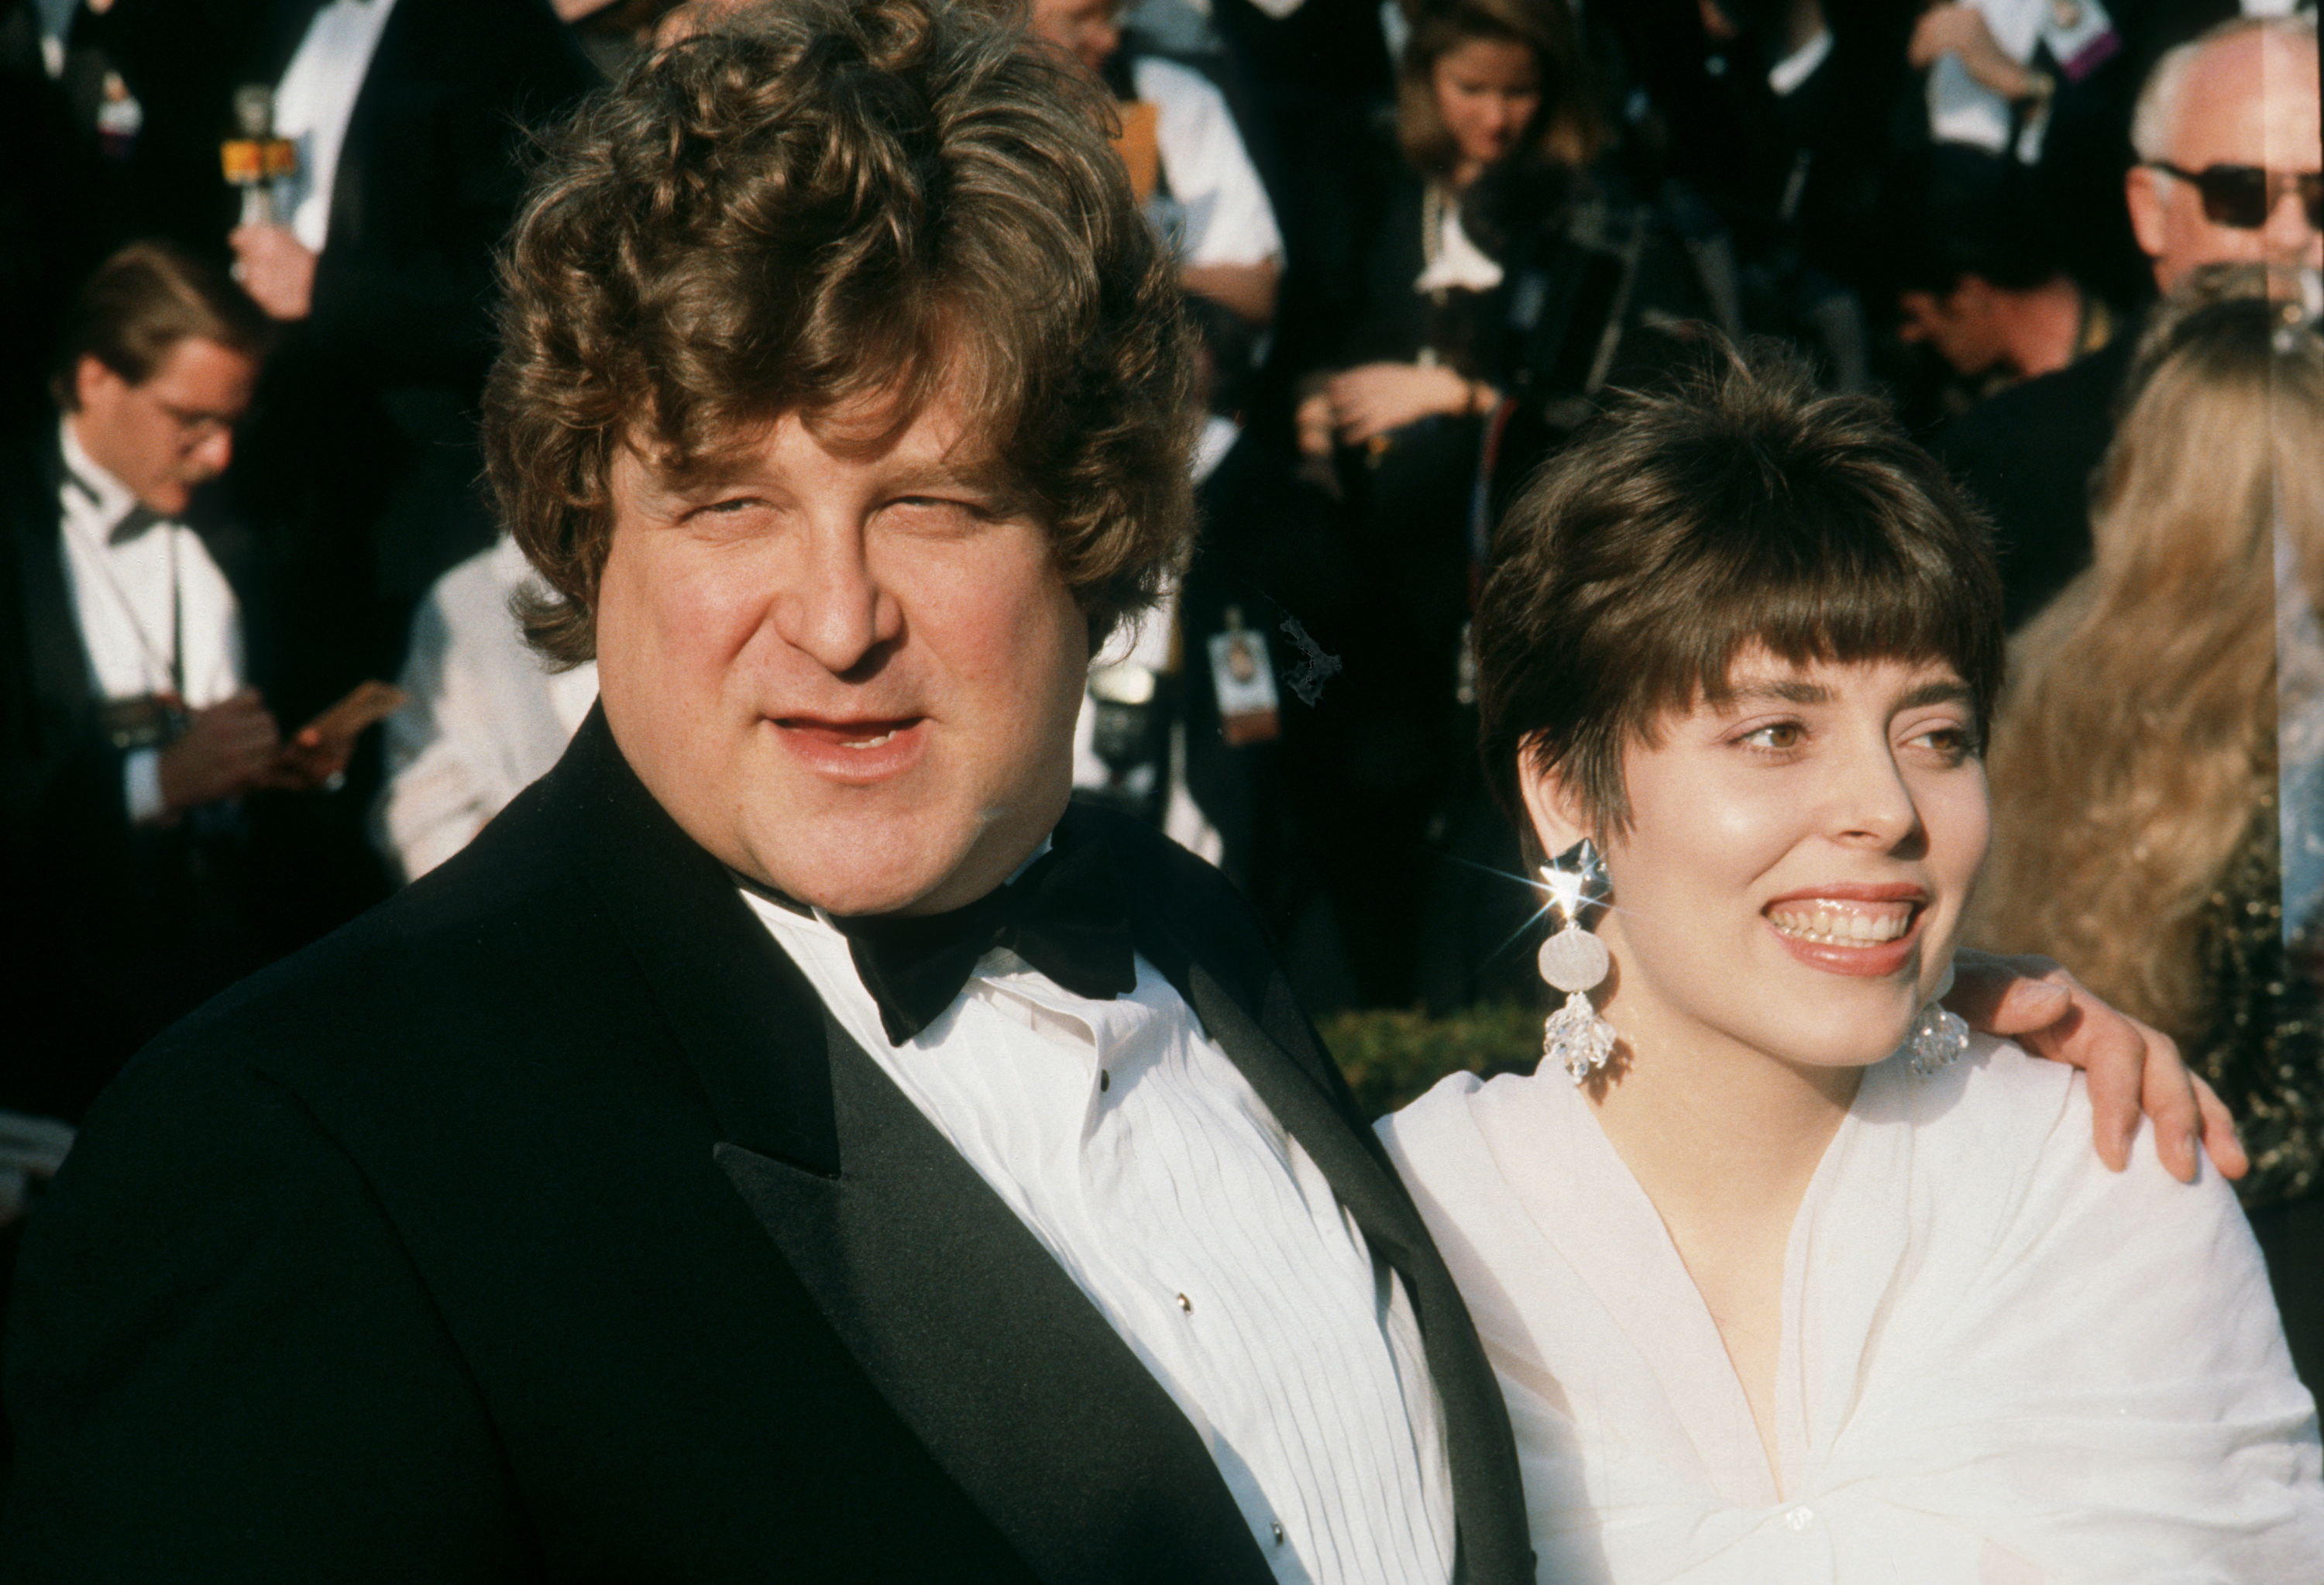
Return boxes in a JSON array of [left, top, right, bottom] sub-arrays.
[[483, 0, 1196, 667]]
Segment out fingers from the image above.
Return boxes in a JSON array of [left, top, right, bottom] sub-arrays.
[[2064, 997, 2140, 1174], [2193, 1074, 2249, 1181], [2137, 1023, 2201, 1183], [1941, 947, 2067, 1033]]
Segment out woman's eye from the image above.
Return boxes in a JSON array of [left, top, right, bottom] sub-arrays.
[[1740, 722, 1803, 751], [1911, 724, 1978, 761]]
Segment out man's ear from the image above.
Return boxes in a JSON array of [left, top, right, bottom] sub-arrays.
[[70, 353, 119, 414], [1514, 734, 1592, 860], [2125, 164, 2168, 265]]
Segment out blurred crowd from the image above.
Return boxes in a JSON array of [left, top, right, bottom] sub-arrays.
[[0, 0, 2319, 1366]]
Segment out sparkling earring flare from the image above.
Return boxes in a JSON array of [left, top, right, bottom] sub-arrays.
[[1537, 837, 1618, 1084], [1905, 1001, 1969, 1076]]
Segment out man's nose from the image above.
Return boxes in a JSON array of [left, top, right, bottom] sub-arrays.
[[189, 426, 234, 480], [773, 523, 900, 676], [2268, 182, 2324, 270]]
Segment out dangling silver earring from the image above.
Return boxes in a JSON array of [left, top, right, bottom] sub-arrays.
[[1906, 962, 1969, 1076], [1538, 837, 1618, 1084]]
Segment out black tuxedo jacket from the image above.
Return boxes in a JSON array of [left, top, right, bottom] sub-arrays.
[[2, 710, 1533, 1582], [0, 425, 275, 1121]]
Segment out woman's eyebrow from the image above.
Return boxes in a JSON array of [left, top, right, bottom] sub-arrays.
[[1894, 679, 1975, 710], [1719, 678, 1832, 707]]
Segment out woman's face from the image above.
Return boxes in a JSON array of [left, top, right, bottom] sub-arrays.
[[1526, 650, 1990, 1076], [1430, 36, 1542, 178]]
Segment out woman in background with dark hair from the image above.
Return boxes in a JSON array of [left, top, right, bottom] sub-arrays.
[[1975, 272, 2324, 1398], [1286, 0, 1722, 1009], [1294, 0, 1603, 460], [1379, 345, 2321, 1580]]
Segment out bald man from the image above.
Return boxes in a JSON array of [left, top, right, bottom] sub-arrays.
[[1941, 12, 2319, 628]]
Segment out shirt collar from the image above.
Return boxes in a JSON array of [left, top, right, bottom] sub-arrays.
[[57, 416, 163, 544]]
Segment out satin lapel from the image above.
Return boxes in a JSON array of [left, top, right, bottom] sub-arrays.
[[548, 715, 1270, 1585], [716, 1032, 1275, 1585], [1133, 909, 1536, 1585], [12, 436, 100, 733]]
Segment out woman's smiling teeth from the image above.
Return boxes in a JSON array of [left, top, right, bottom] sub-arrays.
[[1766, 901, 1915, 946], [841, 729, 899, 749]]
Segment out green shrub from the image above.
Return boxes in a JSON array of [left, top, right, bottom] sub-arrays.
[[1319, 1002, 1544, 1119]]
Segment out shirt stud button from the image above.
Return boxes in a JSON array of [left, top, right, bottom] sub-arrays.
[[1784, 1506, 1814, 1532], [1098, 1068, 1110, 1092], [1270, 1522, 1284, 1545], [1176, 1292, 1192, 1313]]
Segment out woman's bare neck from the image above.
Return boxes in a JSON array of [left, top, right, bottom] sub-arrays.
[[1581, 1016, 1862, 1491]]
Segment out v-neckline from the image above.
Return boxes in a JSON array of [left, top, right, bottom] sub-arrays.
[[1468, 1066, 1873, 1507]]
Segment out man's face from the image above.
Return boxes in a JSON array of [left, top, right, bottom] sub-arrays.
[[69, 337, 257, 517], [593, 386, 1093, 918], [1030, 0, 1120, 76], [1896, 277, 2008, 378], [2127, 29, 2322, 291]]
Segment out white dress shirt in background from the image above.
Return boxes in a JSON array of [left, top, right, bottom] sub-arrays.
[[1926, 0, 2115, 162], [57, 420, 246, 824], [376, 535, 597, 882], [271, 0, 403, 253], [748, 892, 1458, 1585], [1138, 56, 1284, 270]]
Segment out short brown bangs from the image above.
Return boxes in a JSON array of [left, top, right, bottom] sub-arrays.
[[1616, 492, 1999, 737], [1477, 343, 2005, 838]]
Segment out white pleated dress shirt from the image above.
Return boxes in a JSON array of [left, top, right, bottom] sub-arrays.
[[745, 887, 1456, 1585], [271, 0, 401, 253], [57, 420, 246, 823], [1136, 57, 1283, 271]]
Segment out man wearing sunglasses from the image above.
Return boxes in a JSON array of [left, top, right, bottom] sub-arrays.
[[1941, 11, 2318, 630], [2126, 14, 2322, 294]]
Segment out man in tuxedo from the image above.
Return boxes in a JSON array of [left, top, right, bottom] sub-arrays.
[[80, 0, 599, 714], [0, 2, 2237, 1578], [0, 240, 352, 1129]]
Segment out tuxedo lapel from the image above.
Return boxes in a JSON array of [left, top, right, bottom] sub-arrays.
[[9, 434, 101, 735], [1123, 852, 1535, 1585], [715, 1037, 1274, 1585], [549, 714, 1270, 1585]]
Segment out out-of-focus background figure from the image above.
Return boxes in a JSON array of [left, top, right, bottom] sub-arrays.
[[1942, 12, 2320, 631], [1977, 267, 2324, 1396]]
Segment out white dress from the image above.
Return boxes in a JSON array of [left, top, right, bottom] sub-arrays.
[[1377, 1035, 2324, 1583]]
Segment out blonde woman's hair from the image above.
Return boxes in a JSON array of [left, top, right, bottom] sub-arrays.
[[1973, 270, 2324, 1038]]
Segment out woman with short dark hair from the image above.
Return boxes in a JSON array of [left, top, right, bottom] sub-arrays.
[[1379, 344, 2324, 1580]]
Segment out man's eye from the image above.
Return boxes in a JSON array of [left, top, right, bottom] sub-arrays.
[[1741, 722, 1803, 751]]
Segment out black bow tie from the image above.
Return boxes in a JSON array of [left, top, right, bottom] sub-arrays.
[[822, 830, 1139, 1046], [64, 468, 163, 544]]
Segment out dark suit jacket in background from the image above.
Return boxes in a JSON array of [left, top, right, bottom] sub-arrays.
[[1, 709, 1534, 1583], [83, 0, 599, 710], [1939, 327, 2136, 630], [0, 425, 270, 1123]]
